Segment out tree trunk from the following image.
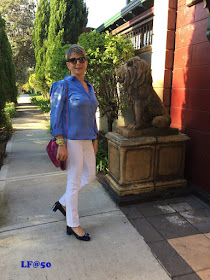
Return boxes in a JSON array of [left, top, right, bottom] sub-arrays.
[[108, 119, 113, 132]]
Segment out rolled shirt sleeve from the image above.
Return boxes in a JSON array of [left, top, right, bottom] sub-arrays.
[[50, 81, 66, 137]]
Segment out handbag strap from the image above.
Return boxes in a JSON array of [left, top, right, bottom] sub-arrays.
[[65, 81, 68, 148]]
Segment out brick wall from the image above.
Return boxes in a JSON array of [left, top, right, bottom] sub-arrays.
[[170, 1, 210, 192]]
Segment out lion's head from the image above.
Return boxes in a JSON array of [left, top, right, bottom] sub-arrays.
[[116, 57, 152, 97]]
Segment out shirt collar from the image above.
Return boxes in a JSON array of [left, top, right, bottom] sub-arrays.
[[64, 75, 91, 86], [64, 75, 76, 81]]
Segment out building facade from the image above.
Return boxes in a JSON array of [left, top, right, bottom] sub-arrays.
[[171, 0, 210, 194], [95, 0, 210, 194]]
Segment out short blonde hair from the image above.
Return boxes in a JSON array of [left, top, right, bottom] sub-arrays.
[[65, 44, 86, 61]]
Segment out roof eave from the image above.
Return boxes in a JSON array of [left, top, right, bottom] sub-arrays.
[[95, 0, 146, 32]]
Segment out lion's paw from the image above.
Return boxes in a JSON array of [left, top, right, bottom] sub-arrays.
[[127, 124, 140, 130]]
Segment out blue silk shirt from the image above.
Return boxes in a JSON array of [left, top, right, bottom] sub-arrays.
[[50, 75, 99, 140]]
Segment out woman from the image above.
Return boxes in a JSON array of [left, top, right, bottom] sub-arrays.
[[50, 44, 98, 241]]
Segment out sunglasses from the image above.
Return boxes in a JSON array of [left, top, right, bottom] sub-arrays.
[[67, 57, 86, 65]]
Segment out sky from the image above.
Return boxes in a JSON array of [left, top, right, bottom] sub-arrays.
[[84, 0, 127, 28]]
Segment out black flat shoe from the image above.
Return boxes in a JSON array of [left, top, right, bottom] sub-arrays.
[[51, 201, 66, 216], [66, 226, 90, 241]]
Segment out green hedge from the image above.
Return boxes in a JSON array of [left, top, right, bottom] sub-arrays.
[[31, 96, 51, 113], [4, 102, 18, 118]]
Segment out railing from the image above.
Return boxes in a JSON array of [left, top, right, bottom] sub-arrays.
[[123, 19, 153, 50]]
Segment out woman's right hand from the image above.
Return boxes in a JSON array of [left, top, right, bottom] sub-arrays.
[[56, 145, 68, 162]]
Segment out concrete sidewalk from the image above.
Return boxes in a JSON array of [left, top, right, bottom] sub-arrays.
[[0, 95, 171, 280]]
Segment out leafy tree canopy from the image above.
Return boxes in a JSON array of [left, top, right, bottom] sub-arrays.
[[78, 31, 134, 131], [0, 0, 36, 87]]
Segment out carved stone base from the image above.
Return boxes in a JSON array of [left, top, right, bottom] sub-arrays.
[[117, 126, 179, 138], [105, 131, 190, 202], [106, 174, 155, 196], [98, 174, 191, 205]]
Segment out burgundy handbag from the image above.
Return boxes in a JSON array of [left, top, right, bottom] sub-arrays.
[[46, 82, 68, 171]]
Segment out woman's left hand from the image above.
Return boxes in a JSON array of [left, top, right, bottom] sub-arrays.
[[93, 139, 98, 155]]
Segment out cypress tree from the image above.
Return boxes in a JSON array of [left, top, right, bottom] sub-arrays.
[[0, 12, 17, 126], [33, 0, 50, 94], [33, 0, 50, 57], [45, 0, 88, 87], [48, 0, 88, 46]]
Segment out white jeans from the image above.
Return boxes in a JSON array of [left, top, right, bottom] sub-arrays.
[[59, 140, 96, 227]]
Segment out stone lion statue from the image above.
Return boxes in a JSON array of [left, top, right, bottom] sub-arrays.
[[116, 56, 171, 130]]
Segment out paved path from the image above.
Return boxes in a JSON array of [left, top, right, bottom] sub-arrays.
[[0, 95, 171, 280], [120, 196, 210, 280]]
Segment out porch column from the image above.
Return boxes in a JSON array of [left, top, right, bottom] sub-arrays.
[[151, 0, 177, 111]]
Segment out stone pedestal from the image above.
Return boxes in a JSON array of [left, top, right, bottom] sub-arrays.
[[105, 131, 190, 200]]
